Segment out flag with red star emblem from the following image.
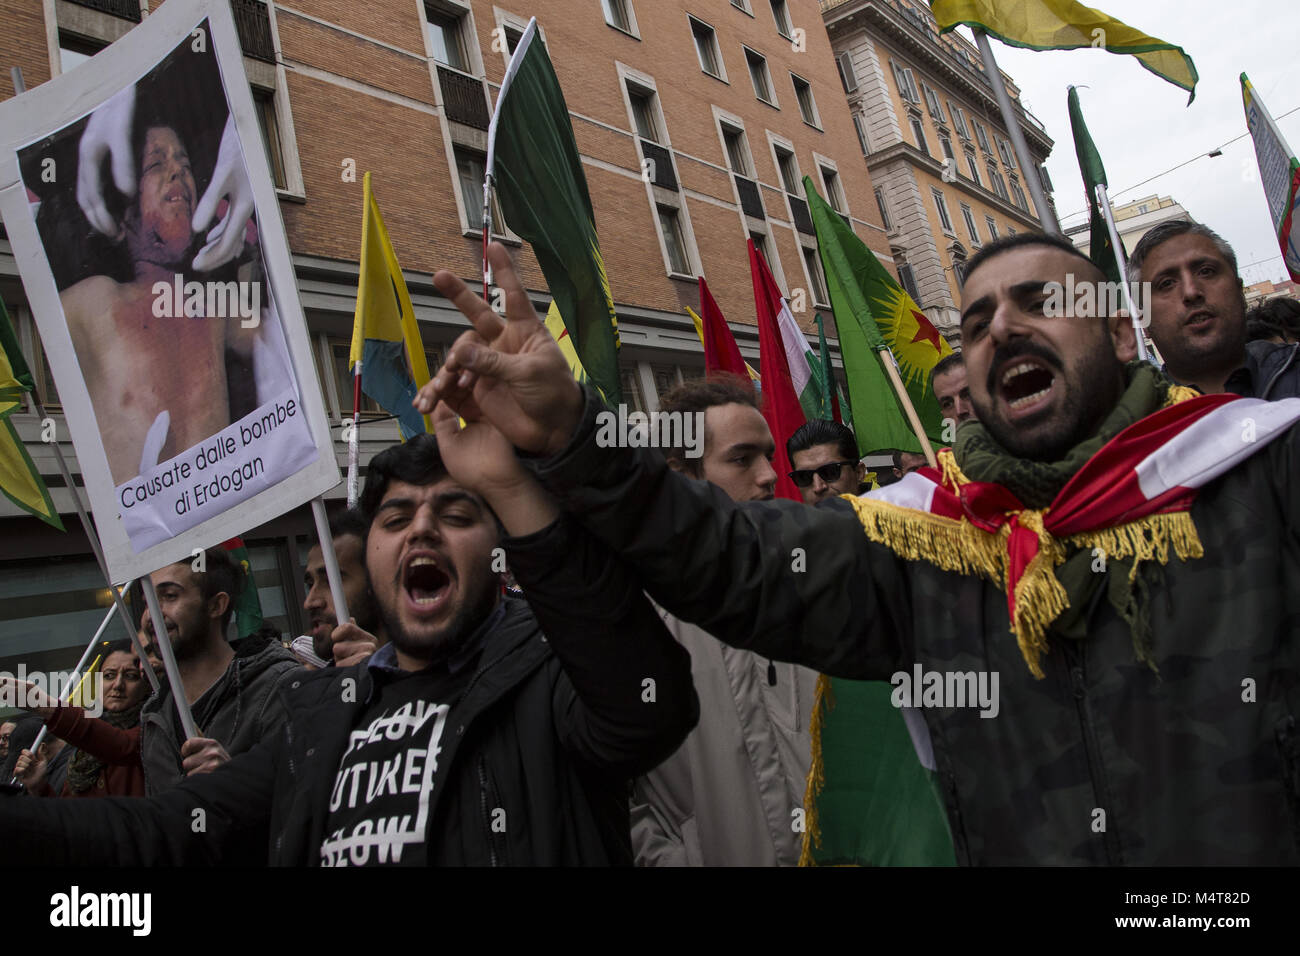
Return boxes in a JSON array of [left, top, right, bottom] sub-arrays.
[[804, 177, 953, 456]]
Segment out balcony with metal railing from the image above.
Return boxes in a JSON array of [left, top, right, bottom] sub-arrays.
[[735, 175, 766, 220], [438, 66, 490, 130], [64, 0, 141, 22]]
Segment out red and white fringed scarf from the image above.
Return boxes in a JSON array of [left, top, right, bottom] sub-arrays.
[[847, 393, 1300, 677]]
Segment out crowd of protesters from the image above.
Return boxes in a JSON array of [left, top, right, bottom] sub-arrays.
[[0, 219, 1297, 865]]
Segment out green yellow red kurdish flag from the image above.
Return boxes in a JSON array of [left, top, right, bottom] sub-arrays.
[[0, 295, 61, 530], [220, 537, 265, 639], [804, 177, 950, 457], [488, 18, 622, 406], [1242, 74, 1300, 283], [930, 0, 1198, 103], [350, 172, 432, 440], [1068, 86, 1124, 285]]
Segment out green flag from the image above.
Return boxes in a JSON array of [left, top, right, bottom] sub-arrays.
[[0, 296, 62, 529], [221, 537, 265, 639], [804, 177, 951, 457], [488, 18, 622, 406], [1068, 86, 1124, 284], [813, 314, 834, 422]]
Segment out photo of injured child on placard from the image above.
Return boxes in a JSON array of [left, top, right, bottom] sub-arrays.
[[13, 22, 320, 554]]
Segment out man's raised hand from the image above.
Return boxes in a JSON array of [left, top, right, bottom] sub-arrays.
[[417, 242, 583, 456]]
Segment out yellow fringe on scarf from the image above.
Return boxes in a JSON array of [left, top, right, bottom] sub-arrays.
[[846, 456, 1205, 678], [798, 674, 833, 867]]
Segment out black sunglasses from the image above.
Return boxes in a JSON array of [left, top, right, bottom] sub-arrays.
[[788, 460, 856, 488]]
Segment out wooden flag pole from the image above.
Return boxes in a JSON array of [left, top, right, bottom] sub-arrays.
[[972, 30, 1061, 235], [1095, 183, 1153, 363], [310, 496, 351, 634], [10, 608, 112, 785], [878, 348, 938, 469], [141, 575, 198, 741]]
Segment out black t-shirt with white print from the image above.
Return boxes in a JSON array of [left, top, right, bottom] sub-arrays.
[[319, 661, 473, 866]]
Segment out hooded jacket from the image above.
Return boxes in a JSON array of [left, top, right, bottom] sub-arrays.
[[0, 516, 698, 865], [139, 633, 301, 795], [1227, 339, 1300, 400], [527, 387, 1300, 865]]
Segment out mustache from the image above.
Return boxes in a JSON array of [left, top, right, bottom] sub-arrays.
[[987, 341, 1062, 394]]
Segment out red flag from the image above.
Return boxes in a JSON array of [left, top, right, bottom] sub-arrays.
[[698, 277, 749, 379], [748, 240, 806, 502]]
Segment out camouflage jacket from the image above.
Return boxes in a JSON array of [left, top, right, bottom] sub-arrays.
[[530, 388, 1300, 865]]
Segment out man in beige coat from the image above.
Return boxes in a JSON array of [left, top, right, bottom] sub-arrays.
[[630, 376, 820, 866]]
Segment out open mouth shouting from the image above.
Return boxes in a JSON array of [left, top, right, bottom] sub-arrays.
[[996, 356, 1057, 420], [402, 552, 454, 620]]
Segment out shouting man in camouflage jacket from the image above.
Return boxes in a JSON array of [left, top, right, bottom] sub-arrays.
[[418, 234, 1300, 865]]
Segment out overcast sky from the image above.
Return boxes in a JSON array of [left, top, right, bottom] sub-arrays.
[[950, 0, 1300, 285]]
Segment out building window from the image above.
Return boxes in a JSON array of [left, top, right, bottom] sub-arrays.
[[454, 146, 503, 231], [627, 84, 660, 142], [948, 101, 970, 139], [988, 164, 1009, 202], [658, 205, 691, 275], [792, 74, 819, 127], [58, 32, 105, 74], [252, 87, 288, 190], [425, 4, 469, 72], [997, 136, 1016, 169], [745, 48, 775, 105], [722, 124, 752, 177], [910, 117, 929, 155], [731, 0, 753, 13], [985, 215, 999, 240], [961, 203, 979, 244], [602, 0, 636, 35], [898, 263, 921, 304], [502, 25, 524, 54], [821, 166, 846, 214], [932, 188, 954, 234], [939, 133, 955, 163], [966, 152, 981, 186], [1007, 226, 1016, 237], [952, 253, 968, 289], [922, 84, 945, 124], [774, 145, 799, 194], [875, 187, 893, 232], [770, 0, 793, 38], [1038, 164, 1054, 193], [1138, 203, 1150, 215], [1009, 177, 1028, 211], [890, 60, 920, 105], [803, 246, 830, 306], [974, 121, 991, 154], [836, 51, 857, 93], [689, 17, 724, 79], [852, 113, 870, 154], [750, 230, 773, 266], [650, 364, 683, 401]]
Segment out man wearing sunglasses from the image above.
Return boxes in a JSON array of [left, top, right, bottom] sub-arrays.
[[786, 420, 868, 505]]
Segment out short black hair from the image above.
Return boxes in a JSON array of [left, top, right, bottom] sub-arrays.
[[197, 548, 242, 635], [328, 507, 369, 543], [98, 638, 137, 660], [359, 434, 448, 529], [658, 373, 761, 471], [964, 232, 1098, 288], [929, 351, 964, 392], [1246, 297, 1300, 342], [786, 419, 857, 463], [1129, 219, 1237, 282]]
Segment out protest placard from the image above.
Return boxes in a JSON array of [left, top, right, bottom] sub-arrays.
[[0, 0, 338, 584]]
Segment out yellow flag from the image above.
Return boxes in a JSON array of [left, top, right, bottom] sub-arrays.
[[931, 0, 1197, 101], [351, 172, 431, 437]]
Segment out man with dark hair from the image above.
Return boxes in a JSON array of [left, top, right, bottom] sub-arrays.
[[613, 374, 818, 866], [0, 430, 696, 865], [1246, 297, 1300, 346], [929, 352, 974, 427], [786, 419, 867, 505], [1131, 219, 1300, 398], [136, 546, 300, 794], [891, 449, 928, 480], [300, 508, 384, 668], [416, 237, 1300, 864]]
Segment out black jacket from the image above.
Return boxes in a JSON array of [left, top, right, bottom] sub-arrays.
[[1226, 339, 1300, 399], [0, 517, 698, 865]]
